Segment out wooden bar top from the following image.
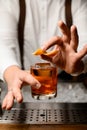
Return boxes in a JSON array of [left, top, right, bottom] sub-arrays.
[[0, 124, 87, 130]]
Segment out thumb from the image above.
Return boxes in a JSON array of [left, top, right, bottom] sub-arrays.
[[21, 71, 41, 89], [77, 44, 87, 59]]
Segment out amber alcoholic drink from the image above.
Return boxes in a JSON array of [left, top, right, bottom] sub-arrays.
[[30, 63, 58, 99]]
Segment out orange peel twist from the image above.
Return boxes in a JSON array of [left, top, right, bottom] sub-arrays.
[[33, 48, 58, 57]]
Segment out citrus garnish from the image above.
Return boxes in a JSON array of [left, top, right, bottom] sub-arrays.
[[33, 48, 58, 57], [32, 48, 46, 55]]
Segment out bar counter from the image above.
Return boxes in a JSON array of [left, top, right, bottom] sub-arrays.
[[0, 124, 87, 130], [0, 73, 87, 130]]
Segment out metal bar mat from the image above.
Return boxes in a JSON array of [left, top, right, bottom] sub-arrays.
[[0, 102, 87, 124]]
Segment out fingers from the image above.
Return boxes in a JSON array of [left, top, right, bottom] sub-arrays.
[[2, 89, 23, 110], [41, 36, 62, 51], [21, 71, 41, 89], [2, 85, 24, 110], [70, 25, 79, 51], [41, 21, 70, 52], [2, 91, 14, 110], [2, 86, 23, 110], [13, 87, 23, 103], [58, 20, 70, 42], [41, 54, 52, 62]]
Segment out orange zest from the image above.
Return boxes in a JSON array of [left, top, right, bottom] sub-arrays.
[[33, 48, 58, 57], [32, 48, 46, 55]]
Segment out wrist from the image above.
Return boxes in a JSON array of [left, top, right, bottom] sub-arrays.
[[4, 65, 21, 82], [70, 61, 84, 76]]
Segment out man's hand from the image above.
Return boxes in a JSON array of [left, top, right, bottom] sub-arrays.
[[2, 66, 41, 110], [41, 21, 87, 74]]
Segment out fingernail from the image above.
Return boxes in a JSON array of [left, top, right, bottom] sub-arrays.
[[17, 97, 23, 103], [35, 83, 41, 89], [41, 45, 45, 50], [2, 105, 5, 110], [17, 97, 20, 101], [6, 106, 11, 110]]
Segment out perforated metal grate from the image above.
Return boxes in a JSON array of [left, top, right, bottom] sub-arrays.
[[0, 103, 87, 124]]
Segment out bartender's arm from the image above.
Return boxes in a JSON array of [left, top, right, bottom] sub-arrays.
[[0, 1, 41, 110]]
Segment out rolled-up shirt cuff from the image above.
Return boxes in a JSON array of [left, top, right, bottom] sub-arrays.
[[70, 70, 84, 77]]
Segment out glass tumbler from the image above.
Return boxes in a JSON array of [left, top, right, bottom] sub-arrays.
[[30, 62, 58, 100]]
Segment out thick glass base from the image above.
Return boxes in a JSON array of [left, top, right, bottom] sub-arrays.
[[32, 92, 57, 100]]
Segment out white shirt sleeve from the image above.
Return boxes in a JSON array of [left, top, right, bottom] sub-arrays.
[[0, 0, 21, 80]]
